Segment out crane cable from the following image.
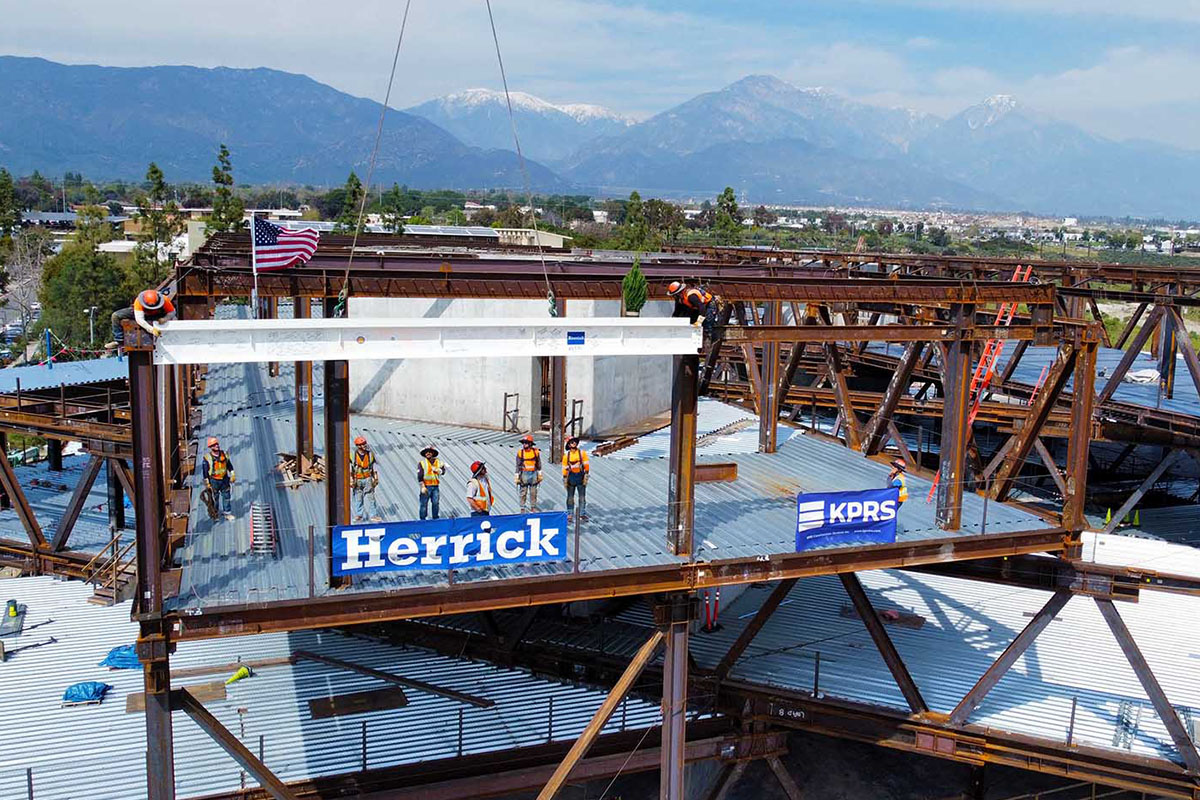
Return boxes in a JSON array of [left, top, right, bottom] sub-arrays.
[[484, 0, 557, 317], [333, 0, 413, 318]]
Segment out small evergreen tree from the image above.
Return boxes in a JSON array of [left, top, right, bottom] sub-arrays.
[[334, 171, 366, 233], [621, 257, 648, 314], [133, 162, 183, 284], [208, 144, 245, 234]]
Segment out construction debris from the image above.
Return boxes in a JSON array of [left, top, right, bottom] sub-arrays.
[[276, 451, 325, 487]]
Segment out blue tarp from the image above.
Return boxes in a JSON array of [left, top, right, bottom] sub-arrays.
[[98, 644, 139, 669], [62, 681, 112, 704]]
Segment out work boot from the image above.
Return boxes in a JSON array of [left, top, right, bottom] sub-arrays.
[[224, 513, 235, 521], [353, 516, 365, 523], [369, 516, 382, 523]]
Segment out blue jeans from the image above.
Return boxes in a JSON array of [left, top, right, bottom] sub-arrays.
[[471, 510, 489, 517], [352, 479, 379, 520], [210, 478, 232, 515], [419, 485, 440, 519]]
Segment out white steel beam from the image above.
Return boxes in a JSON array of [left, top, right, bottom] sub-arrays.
[[152, 317, 702, 366]]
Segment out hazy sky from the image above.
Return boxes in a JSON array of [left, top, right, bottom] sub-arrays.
[[3, 0, 1199, 148]]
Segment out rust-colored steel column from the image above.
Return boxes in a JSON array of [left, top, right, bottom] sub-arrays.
[[656, 594, 693, 799], [0, 433, 10, 510], [163, 361, 179, 491], [668, 354, 699, 556], [293, 296, 314, 471], [758, 301, 780, 453], [128, 335, 175, 800], [1063, 334, 1097, 531], [266, 296, 280, 378], [936, 304, 974, 531], [324, 298, 351, 589], [550, 299, 567, 463], [47, 439, 63, 472], [108, 458, 126, 530]]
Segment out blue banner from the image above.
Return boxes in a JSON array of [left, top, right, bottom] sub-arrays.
[[796, 487, 900, 552], [333, 511, 569, 576]]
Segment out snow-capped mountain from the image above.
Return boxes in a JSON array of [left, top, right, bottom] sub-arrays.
[[406, 88, 634, 164]]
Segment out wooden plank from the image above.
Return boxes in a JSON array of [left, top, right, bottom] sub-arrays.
[[128, 680, 225, 712], [308, 687, 408, 719]]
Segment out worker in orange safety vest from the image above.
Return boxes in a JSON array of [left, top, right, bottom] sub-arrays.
[[515, 434, 542, 512], [202, 436, 236, 521], [417, 446, 445, 520], [351, 435, 381, 523], [888, 458, 909, 506], [467, 461, 495, 516], [562, 436, 590, 522]]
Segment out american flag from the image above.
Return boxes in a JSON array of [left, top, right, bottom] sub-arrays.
[[251, 217, 320, 271]]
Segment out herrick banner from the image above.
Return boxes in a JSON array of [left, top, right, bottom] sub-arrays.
[[333, 511, 569, 576], [795, 487, 900, 552]]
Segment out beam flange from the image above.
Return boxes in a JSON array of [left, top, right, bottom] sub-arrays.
[[153, 317, 702, 365]]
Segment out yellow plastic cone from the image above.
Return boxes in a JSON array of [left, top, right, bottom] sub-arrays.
[[1105, 508, 1112, 524], [1133, 509, 1140, 527], [225, 666, 251, 685]]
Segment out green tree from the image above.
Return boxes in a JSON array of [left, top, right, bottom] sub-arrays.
[[621, 257, 649, 314], [208, 144, 245, 234], [133, 162, 183, 285], [0, 167, 20, 241], [751, 205, 776, 227], [618, 191, 655, 251], [644, 198, 684, 242], [75, 205, 114, 246], [714, 187, 742, 244], [381, 183, 406, 232], [334, 171, 366, 233], [39, 241, 133, 347]]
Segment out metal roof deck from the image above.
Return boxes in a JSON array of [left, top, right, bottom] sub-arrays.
[[687, 567, 1200, 768], [0, 453, 129, 553], [0, 576, 667, 800], [0, 357, 127, 394], [171, 356, 1049, 610]]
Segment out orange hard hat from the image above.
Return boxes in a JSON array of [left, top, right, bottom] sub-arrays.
[[354, 436, 367, 446], [667, 281, 684, 296], [207, 436, 219, 447], [139, 289, 165, 311], [471, 460, 485, 474], [521, 435, 535, 445]]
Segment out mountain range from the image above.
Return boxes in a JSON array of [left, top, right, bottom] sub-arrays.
[[2, 56, 1198, 217]]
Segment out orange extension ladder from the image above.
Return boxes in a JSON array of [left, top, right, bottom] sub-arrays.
[[926, 265, 1033, 502]]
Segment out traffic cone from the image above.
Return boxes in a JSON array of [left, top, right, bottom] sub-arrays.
[[1105, 508, 1112, 525], [225, 666, 251, 685], [1133, 509, 1140, 527]]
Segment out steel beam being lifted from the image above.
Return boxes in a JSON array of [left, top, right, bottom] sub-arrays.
[[152, 317, 702, 365]]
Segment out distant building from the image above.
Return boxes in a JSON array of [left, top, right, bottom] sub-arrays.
[[463, 201, 497, 220], [592, 209, 610, 224], [495, 228, 572, 249]]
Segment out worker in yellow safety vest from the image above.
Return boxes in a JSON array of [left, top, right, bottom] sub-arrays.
[[888, 458, 908, 505], [467, 461, 495, 516], [562, 436, 590, 522], [417, 446, 445, 520], [515, 435, 542, 512], [351, 435, 381, 523], [202, 436, 236, 521]]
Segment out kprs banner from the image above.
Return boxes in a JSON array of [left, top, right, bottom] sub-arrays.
[[333, 511, 569, 576], [795, 487, 900, 552]]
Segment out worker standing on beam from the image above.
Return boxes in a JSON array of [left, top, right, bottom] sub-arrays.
[[351, 435, 382, 523], [515, 434, 542, 513], [106, 288, 176, 350], [888, 458, 908, 507], [467, 461, 495, 517], [667, 281, 713, 326], [417, 446, 445, 521], [562, 436, 590, 522], [202, 436, 236, 522]]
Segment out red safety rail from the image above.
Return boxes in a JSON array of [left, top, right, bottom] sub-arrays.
[[927, 266, 1032, 502]]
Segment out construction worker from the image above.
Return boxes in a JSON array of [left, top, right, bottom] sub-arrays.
[[562, 436, 590, 521], [467, 461, 495, 517], [202, 436, 236, 521], [351, 435, 381, 523], [107, 289, 176, 349], [417, 446, 445, 520], [667, 281, 713, 326], [515, 434, 542, 513], [888, 458, 909, 506]]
